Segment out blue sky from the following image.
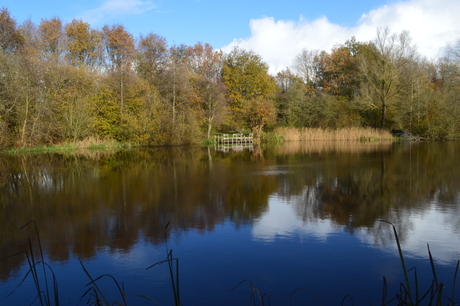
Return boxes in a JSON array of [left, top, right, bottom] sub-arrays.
[[2, 0, 460, 73]]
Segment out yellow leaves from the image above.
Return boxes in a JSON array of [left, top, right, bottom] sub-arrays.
[[65, 19, 102, 67], [222, 47, 277, 131], [38, 17, 63, 56], [102, 24, 135, 70]]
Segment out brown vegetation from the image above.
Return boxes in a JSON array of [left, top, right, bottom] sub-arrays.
[[275, 127, 393, 141]]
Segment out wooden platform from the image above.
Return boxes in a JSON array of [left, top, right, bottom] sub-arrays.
[[214, 133, 254, 145]]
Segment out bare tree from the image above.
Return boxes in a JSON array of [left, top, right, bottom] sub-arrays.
[[293, 49, 322, 89], [359, 27, 417, 129]]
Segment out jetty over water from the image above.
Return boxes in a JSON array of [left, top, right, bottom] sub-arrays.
[[214, 133, 254, 145]]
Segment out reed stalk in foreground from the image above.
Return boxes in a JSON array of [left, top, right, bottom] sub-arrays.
[[141, 221, 181, 306], [79, 260, 128, 306], [379, 220, 460, 306], [6, 220, 59, 306]]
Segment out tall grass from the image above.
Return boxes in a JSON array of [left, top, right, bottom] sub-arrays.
[[140, 221, 181, 306], [79, 260, 128, 306], [379, 220, 460, 306], [6, 221, 59, 306], [275, 127, 393, 142]]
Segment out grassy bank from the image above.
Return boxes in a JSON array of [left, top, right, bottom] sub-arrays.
[[4, 137, 135, 155], [274, 127, 394, 142]]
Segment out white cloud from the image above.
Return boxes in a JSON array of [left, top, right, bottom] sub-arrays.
[[80, 0, 156, 26], [252, 194, 342, 242], [222, 0, 460, 74]]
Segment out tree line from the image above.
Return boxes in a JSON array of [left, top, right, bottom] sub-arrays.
[[1, 8, 459, 148]]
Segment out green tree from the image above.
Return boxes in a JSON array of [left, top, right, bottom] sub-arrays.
[[222, 47, 277, 133], [275, 68, 306, 127]]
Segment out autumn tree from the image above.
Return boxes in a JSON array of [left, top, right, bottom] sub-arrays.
[[65, 19, 102, 68], [358, 28, 417, 129], [320, 39, 363, 100], [10, 19, 52, 146], [38, 17, 65, 62], [222, 47, 277, 138], [0, 8, 24, 53], [136, 32, 168, 86], [161, 44, 193, 126], [187, 42, 227, 139], [0, 8, 24, 146], [99, 24, 154, 142]]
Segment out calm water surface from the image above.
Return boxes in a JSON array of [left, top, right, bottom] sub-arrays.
[[1, 141, 459, 305]]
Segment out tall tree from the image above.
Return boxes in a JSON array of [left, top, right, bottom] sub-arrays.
[[275, 68, 306, 127], [136, 32, 168, 86], [187, 42, 227, 138], [293, 49, 322, 93], [0, 8, 24, 53], [320, 39, 362, 100], [0, 8, 24, 146], [13, 19, 50, 146], [38, 16, 65, 62], [358, 28, 417, 129], [222, 47, 277, 140], [65, 19, 102, 68], [102, 24, 135, 115]]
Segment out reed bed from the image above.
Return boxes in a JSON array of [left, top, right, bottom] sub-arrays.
[[275, 127, 393, 142], [273, 140, 394, 155]]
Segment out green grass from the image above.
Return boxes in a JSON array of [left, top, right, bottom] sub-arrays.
[[4, 141, 133, 155], [6, 144, 79, 155], [201, 138, 217, 146], [260, 132, 284, 144]]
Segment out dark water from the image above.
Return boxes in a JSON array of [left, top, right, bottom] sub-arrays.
[[0, 141, 459, 305]]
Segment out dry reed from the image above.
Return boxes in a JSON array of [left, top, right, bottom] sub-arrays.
[[74, 136, 117, 149], [273, 141, 393, 155], [275, 127, 393, 142]]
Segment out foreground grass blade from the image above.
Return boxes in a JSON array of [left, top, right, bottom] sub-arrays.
[[5, 221, 60, 306], [290, 288, 323, 306], [144, 221, 181, 306], [379, 220, 413, 303], [427, 244, 439, 290], [136, 294, 161, 305], [79, 259, 110, 306], [231, 279, 266, 306], [450, 260, 460, 305]]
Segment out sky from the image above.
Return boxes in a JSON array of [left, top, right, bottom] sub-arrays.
[[2, 0, 460, 74]]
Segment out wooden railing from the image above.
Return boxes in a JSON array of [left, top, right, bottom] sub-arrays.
[[214, 133, 254, 144]]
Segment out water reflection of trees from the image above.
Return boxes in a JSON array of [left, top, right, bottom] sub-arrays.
[[1, 141, 460, 281], [277, 141, 460, 243]]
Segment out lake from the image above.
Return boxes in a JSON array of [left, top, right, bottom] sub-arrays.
[[1, 141, 459, 305]]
